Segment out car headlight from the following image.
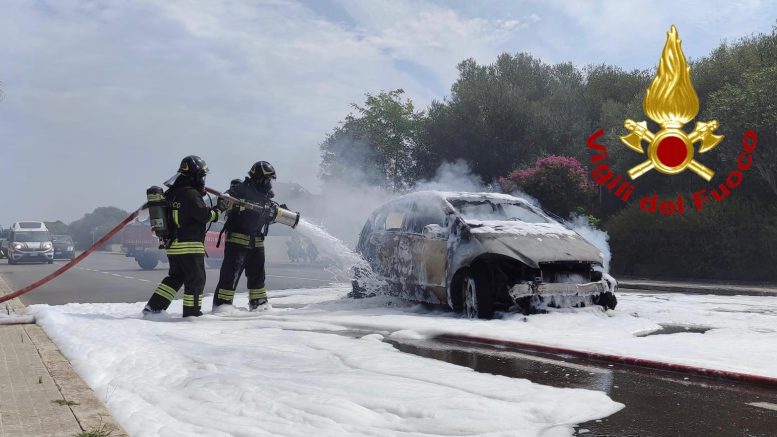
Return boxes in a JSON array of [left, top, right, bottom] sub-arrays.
[[12, 243, 23, 250], [67, 246, 74, 251], [42, 242, 53, 250]]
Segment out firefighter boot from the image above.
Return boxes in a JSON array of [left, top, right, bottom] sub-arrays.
[[249, 298, 270, 312]]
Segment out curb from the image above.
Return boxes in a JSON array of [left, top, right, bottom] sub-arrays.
[[619, 280, 777, 296], [441, 334, 777, 388], [0, 274, 129, 437]]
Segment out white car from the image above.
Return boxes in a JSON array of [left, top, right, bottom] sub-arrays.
[[7, 221, 54, 264]]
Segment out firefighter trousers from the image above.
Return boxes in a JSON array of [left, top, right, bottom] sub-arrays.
[[146, 254, 206, 317], [212, 241, 267, 307]]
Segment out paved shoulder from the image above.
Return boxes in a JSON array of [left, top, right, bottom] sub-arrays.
[[0, 274, 128, 437]]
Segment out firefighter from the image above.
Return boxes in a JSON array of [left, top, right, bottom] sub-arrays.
[[143, 155, 221, 318], [212, 161, 277, 311]]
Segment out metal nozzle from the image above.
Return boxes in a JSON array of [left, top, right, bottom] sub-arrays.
[[273, 206, 300, 228]]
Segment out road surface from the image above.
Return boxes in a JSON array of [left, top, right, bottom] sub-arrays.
[[0, 251, 338, 306]]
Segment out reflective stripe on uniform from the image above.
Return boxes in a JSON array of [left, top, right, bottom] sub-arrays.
[[226, 232, 250, 246], [172, 209, 180, 227], [249, 288, 267, 300], [217, 289, 235, 301], [225, 232, 264, 248], [154, 283, 177, 302], [209, 210, 219, 222], [182, 294, 203, 308], [166, 240, 205, 255]]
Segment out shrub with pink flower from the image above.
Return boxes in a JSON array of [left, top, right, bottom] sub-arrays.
[[500, 155, 595, 217]]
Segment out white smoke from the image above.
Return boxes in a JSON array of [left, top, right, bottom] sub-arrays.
[[565, 214, 611, 272], [414, 160, 488, 193]]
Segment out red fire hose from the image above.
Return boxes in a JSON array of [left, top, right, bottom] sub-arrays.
[[0, 204, 146, 304], [441, 333, 777, 388]]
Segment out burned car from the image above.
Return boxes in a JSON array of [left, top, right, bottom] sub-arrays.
[[352, 192, 617, 319]]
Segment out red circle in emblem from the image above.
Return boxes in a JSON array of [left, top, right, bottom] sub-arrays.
[[656, 136, 687, 168]]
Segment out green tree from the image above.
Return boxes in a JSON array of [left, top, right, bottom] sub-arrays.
[[44, 221, 69, 235], [68, 207, 129, 250], [320, 89, 425, 191], [419, 54, 595, 184], [706, 66, 777, 199]]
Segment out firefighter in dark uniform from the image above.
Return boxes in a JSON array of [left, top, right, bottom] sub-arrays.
[[143, 155, 221, 317], [212, 161, 277, 311]]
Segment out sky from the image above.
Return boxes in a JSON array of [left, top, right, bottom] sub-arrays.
[[2, 0, 777, 227], [19, 287, 777, 435]]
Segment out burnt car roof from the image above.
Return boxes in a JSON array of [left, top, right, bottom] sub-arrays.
[[378, 191, 537, 210]]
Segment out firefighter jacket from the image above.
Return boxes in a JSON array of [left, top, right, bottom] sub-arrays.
[[223, 178, 274, 245], [166, 181, 219, 255]]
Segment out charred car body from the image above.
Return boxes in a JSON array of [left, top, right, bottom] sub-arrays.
[[353, 192, 617, 319]]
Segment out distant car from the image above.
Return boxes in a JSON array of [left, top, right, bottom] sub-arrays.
[[52, 235, 76, 260], [7, 221, 54, 264], [353, 192, 617, 319], [0, 238, 7, 259]]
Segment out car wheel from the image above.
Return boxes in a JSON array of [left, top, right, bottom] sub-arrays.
[[47, 260, 54, 264], [460, 267, 494, 320], [593, 291, 617, 310], [137, 254, 159, 270], [8, 258, 14, 265], [349, 265, 374, 298]]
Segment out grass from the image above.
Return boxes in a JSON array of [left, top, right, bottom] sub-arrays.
[[73, 420, 115, 437], [52, 399, 79, 406]]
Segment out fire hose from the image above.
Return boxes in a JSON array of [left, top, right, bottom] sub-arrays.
[[0, 183, 301, 305], [0, 204, 147, 304]]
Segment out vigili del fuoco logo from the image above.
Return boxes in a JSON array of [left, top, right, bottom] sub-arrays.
[[586, 25, 757, 215]]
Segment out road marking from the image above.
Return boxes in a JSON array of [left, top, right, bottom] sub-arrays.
[[747, 402, 777, 412], [76, 267, 153, 284]]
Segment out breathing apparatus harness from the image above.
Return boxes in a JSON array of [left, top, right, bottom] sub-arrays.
[[147, 178, 300, 250], [212, 186, 300, 248]]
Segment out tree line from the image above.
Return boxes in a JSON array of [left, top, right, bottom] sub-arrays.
[[320, 25, 777, 281]]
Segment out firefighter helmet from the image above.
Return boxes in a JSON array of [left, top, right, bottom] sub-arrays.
[[249, 161, 276, 187], [178, 155, 209, 189]]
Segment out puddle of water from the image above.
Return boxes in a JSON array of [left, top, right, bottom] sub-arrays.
[[384, 336, 777, 437], [635, 324, 712, 337]]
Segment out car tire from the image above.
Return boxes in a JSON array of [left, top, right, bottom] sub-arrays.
[[8, 258, 14, 265], [593, 291, 617, 310], [137, 254, 159, 270], [349, 265, 373, 298], [47, 260, 54, 264], [460, 267, 494, 320]]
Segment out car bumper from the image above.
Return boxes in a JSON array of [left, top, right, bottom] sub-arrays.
[[53, 250, 75, 259], [508, 280, 609, 300], [10, 250, 54, 262]]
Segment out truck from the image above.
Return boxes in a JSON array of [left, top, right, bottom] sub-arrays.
[[121, 220, 225, 270]]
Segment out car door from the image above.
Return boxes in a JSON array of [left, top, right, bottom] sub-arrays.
[[398, 201, 448, 303], [368, 203, 408, 284]]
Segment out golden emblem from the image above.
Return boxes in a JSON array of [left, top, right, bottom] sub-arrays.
[[620, 25, 723, 181]]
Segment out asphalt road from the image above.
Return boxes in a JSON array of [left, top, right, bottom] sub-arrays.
[[0, 251, 339, 306]]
